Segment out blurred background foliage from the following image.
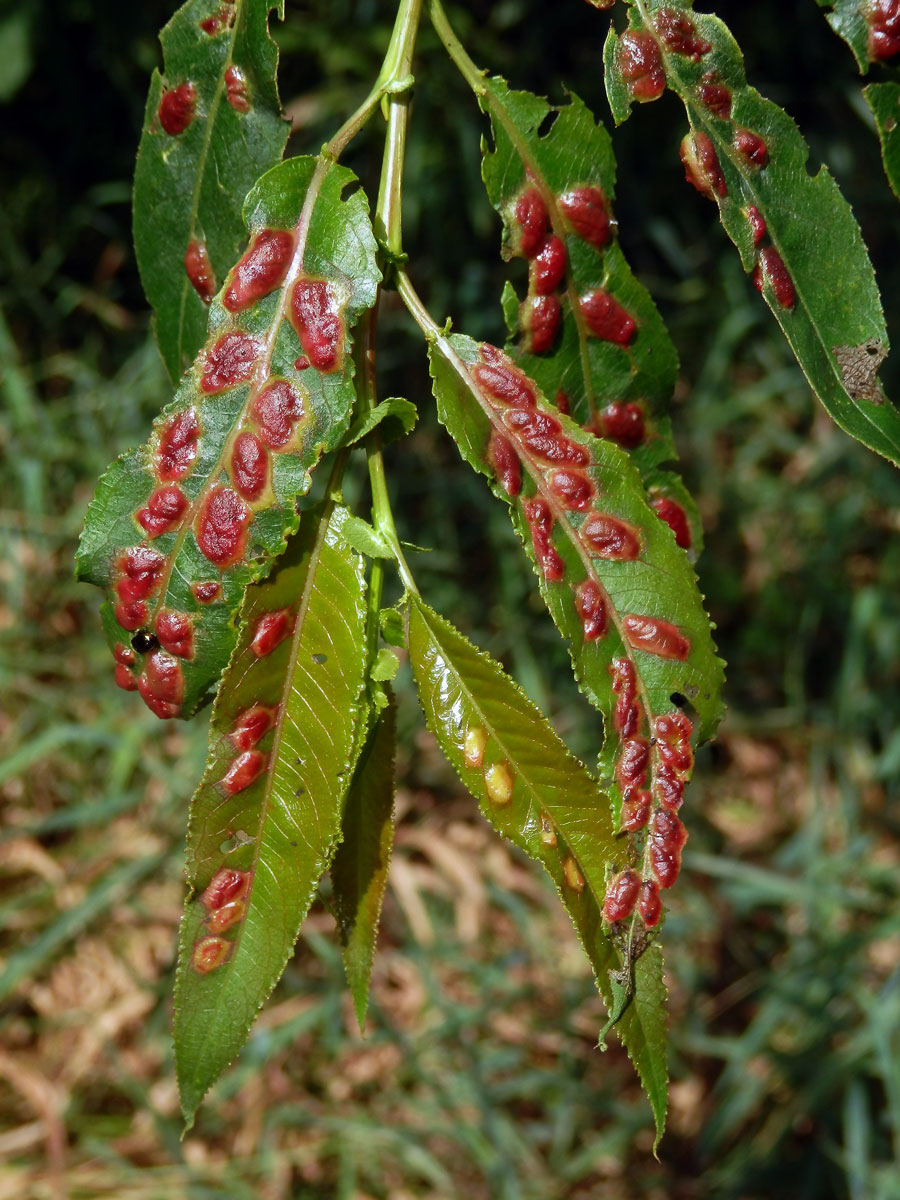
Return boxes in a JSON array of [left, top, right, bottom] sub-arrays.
[[2, 0, 900, 1196]]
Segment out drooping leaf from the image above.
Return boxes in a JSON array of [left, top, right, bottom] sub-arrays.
[[133, 0, 289, 383], [331, 688, 397, 1031], [865, 82, 900, 200], [406, 595, 668, 1143], [814, 0, 871, 72], [602, 1, 900, 466], [475, 75, 703, 554], [174, 502, 368, 1125], [76, 156, 381, 718], [479, 81, 677, 466], [421, 327, 722, 933]]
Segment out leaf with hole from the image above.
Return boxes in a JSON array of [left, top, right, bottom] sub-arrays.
[[602, 0, 900, 466]]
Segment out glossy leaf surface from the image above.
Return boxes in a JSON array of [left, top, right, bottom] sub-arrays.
[[866, 82, 900, 200], [174, 503, 367, 1124], [331, 689, 397, 1030], [407, 596, 668, 1143], [76, 156, 380, 718], [133, 0, 289, 382], [604, 0, 900, 465]]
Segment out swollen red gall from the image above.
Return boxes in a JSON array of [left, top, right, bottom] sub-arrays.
[[155, 609, 195, 658], [224, 64, 250, 112], [733, 127, 769, 168], [156, 408, 200, 481], [523, 497, 565, 581], [697, 74, 732, 119], [558, 187, 610, 248], [579, 290, 636, 344], [137, 484, 188, 538], [522, 293, 561, 354], [574, 579, 607, 641], [251, 379, 305, 449], [195, 485, 250, 566], [200, 332, 260, 394], [598, 401, 645, 449], [603, 869, 641, 921], [201, 867, 250, 911], [650, 496, 692, 549], [231, 706, 276, 752], [623, 613, 691, 660], [618, 31, 665, 102], [250, 608, 293, 657], [581, 512, 641, 560], [222, 749, 266, 795], [137, 650, 184, 719], [192, 935, 231, 974], [290, 278, 345, 371], [184, 241, 216, 304], [223, 228, 294, 312], [638, 879, 663, 927], [514, 187, 549, 257], [755, 246, 795, 309], [231, 432, 269, 501], [680, 131, 727, 200], [746, 205, 766, 247], [656, 8, 711, 59], [474, 346, 537, 408], [158, 82, 196, 135], [531, 235, 567, 295], [487, 431, 522, 497]]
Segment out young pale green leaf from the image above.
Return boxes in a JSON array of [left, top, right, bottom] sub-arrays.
[[174, 502, 367, 1125], [406, 595, 667, 1143], [814, 0, 871, 71], [866, 82, 900, 200], [76, 156, 380, 719], [330, 688, 397, 1031], [346, 396, 418, 445], [341, 515, 393, 559], [603, 1, 900, 466], [478, 78, 679, 477], [133, 0, 289, 382]]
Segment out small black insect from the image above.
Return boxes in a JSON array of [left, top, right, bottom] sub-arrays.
[[131, 631, 159, 653]]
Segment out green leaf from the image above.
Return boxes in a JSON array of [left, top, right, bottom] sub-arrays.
[[174, 502, 368, 1125], [814, 0, 871, 72], [406, 595, 668, 1144], [341, 515, 393, 559], [76, 155, 381, 718], [604, 1, 900, 466], [379, 606, 405, 647], [426, 330, 724, 833], [478, 79, 679, 478], [133, 0, 289, 382], [371, 646, 400, 682], [331, 689, 397, 1031], [865, 82, 900, 201], [346, 396, 418, 444]]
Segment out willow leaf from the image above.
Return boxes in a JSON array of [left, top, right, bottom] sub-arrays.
[[134, 0, 289, 383], [478, 79, 679, 472], [422, 325, 722, 942], [331, 688, 397, 1031], [814, 0, 873, 71], [866, 82, 900, 200], [406, 595, 668, 1144], [76, 156, 380, 718], [603, 0, 900, 466], [174, 502, 367, 1125]]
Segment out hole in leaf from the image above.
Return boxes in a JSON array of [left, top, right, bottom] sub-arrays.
[[537, 108, 559, 140], [670, 691, 687, 708]]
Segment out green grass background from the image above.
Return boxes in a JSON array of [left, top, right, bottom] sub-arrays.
[[2, 1, 900, 1196]]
